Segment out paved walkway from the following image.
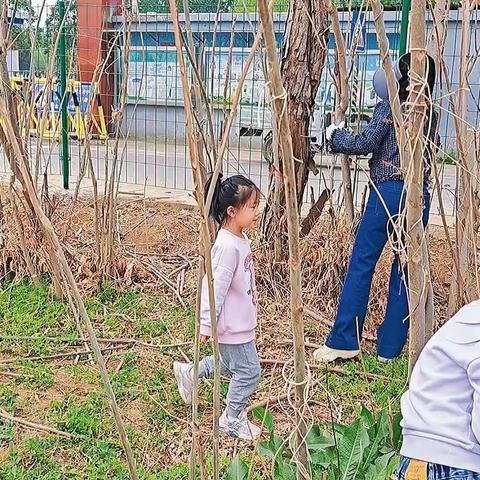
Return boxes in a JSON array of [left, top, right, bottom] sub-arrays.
[[0, 169, 455, 228], [0, 138, 457, 226]]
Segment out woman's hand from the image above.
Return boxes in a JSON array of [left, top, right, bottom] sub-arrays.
[[200, 334, 210, 344], [325, 121, 345, 141]]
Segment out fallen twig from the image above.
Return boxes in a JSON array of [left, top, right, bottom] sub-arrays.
[[114, 357, 125, 374], [303, 306, 376, 342], [134, 340, 192, 350], [0, 407, 73, 438], [180, 255, 194, 270], [179, 269, 185, 296], [247, 392, 289, 411], [124, 250, 186, 307], [259, 358, 391, 382], [170, 262, 190, 278], [0, 345, 131, 365], [280, 340, 324, 350], [0, 335, 192, 350], [248, 376, 323, 412], [0, 370, 29, 379]]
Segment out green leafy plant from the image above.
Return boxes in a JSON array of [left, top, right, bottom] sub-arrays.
[[225, 455, 249, 480], [438, 149, 457, 165], [248, 406, 402, 480], [0, 419, 14, 445]]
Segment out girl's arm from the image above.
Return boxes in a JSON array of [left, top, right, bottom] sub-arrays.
[[330, 102, 391, 156], [200, 244, 238, 336]]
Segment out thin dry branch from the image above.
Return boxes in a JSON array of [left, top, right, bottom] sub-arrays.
[[370, 0, 406, 163], [0, 334, 191, 350], [0, 407, 73, 439], [0, 345, 131, 365], [300, 189, 331, 237], [204, 26, 265, 214], [248, 376, 324, 412], [259, 358, 391, 382], [9, 185, 40, 286], [166, 3, 222, 479], [326, 0, 354, 223], [405, 0, 429, 371]]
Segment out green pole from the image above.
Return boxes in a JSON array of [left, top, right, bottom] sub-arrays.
[[58, 0, 69, 189], [399, 0, 411, 56]]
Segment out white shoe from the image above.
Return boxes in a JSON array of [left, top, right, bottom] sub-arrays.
[[313, 345, 360, 362], [219, 409, 262, 441], [173, 361, 194, 405], [378, 356, 393, 363]]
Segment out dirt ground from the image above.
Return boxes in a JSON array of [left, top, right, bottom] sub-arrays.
[[0, 195, 458, 477]]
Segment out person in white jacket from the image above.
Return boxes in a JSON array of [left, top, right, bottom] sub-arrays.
[[395, 300, 480, 479]]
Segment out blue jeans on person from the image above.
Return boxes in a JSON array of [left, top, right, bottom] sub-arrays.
[[326, 180, 431, 359], [395, 456, 480, 479]]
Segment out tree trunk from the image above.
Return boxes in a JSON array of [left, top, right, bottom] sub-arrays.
[[257, 1, 310, 477], [406, 0, 429, 373], [260, 0, 329, 245], [447, 0, 480, 314], [327, 0, 355, 224], [427, 0, 449, 66]]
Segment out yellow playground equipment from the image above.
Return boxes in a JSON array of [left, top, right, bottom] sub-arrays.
[[10, 77, 107, 141]]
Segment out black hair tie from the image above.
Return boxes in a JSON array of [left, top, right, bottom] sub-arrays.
[[221, 176, 233, 188]]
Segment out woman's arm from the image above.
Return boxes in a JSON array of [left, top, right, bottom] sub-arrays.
[[330, 102, 391, 156]]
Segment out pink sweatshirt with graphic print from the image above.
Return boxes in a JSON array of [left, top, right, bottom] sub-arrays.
[[200, 228, 257, 344]]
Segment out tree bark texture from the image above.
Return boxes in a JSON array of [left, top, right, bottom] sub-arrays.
[[257, 0, 310, 477], [260, 0, 329, 245], [406, 0, 429, 373]]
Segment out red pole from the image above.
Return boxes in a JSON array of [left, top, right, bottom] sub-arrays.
[[77, 0, 121, 131]]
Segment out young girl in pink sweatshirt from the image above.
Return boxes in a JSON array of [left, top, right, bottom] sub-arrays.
[[174, 174, 262, 441]]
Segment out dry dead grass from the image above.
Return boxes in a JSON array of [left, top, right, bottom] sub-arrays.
[[0, 193, 458, 473]]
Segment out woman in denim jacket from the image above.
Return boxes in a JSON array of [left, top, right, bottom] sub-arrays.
[[314, 53, 438, 363]]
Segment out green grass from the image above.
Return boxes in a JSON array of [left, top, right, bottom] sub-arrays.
[[0, 280, 71, 340], [111, 352, 140, 403], [46, 391, 109, 438], [0, 280, 189, 478], [0, 385, 17, 411], [12, 362, 55, 389], [0, 280, 408, 479], [322, 354, 408, 419]]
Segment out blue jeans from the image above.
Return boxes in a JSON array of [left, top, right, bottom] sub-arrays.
[[395, 456, 480, 479], [326, 180, 431, 359]]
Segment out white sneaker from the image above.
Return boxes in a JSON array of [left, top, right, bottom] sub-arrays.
[[173, 361, 194, 405], [313, 345, 360, 362], [378, 356, 393, 363], [219, 409, 262, 441]]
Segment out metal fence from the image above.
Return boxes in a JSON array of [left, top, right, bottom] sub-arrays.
[[1, 1, 478, 217]]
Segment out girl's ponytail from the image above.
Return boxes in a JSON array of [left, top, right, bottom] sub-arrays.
[[204, 173, 224, 224], [204, 174, 260, 225]]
